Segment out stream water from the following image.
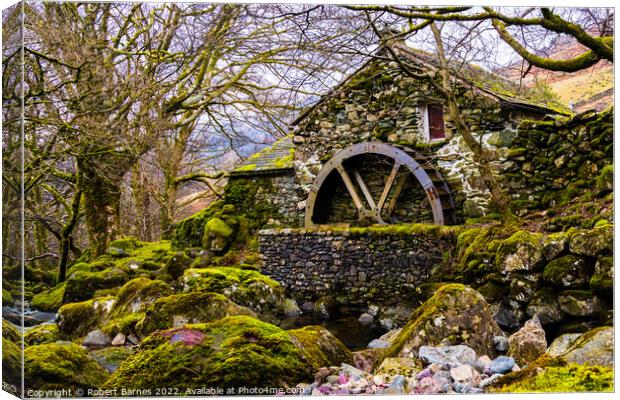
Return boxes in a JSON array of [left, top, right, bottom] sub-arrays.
[[280, 314, 387, 351], [2, 305, 57, 331]]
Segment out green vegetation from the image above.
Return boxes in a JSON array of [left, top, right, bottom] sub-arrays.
[[104, 316, 325, 390], [32, 283, 66, 312], [2, 337, 22, 392], [3, 320, 21, 343], [24, 324, 61, 346], [25, 343, 110, 391], [137, 292, 256, 336], [492, 355, 613, 393], [57, 297, 114, 339]]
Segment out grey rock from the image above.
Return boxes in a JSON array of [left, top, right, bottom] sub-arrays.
[[561, 326, 613, 367], [418, 345, 477, 367], [479, 373, 503, 389], [111, 332, 126, 346], [83, 330, 111, 347], [367, 339, 390, 349], [383, 375, 406, 395], [547, 333, 582, 357], [283, 299, 301, 317], [358, 313, 374, 326], [508, 315, 547, 366], [493, 336, 509, 352], [489, 356, 515, 374]]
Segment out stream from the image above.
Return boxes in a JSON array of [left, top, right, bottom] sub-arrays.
[[280, 314, 387, 351], [2, 305, 57, 331]]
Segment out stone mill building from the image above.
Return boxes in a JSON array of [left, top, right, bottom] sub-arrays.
[[229, 40, 570, 228]]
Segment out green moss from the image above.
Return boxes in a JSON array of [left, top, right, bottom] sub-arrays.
[[109, 237, 143, 252], [235, 163, 257, 171], [287, 325, 353, 370], [3, 320, 21, 343], [110, 278, 171, 318], [492, 355, 613, 393], [348, 223, 460, 238], [57, 296, 114, 339], [180, 267, 285, 321], [25, 342, 110, 391], [102, 313, 145, 337], [3, 288, 14, 305], [32, 282, 66, 312], [137, 292, 256, 336], [596, 164, 613, 191], [2, 337, 22, 393], [24, 323, 60, 346], [63, 268, 129, 303], [104, 316, 315, 390], [542, 255, 589, 288]]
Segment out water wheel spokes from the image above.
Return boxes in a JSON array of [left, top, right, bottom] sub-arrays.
[[305, 142, 456, 227]]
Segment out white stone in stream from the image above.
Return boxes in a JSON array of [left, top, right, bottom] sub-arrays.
[[358, 313, 374, 325], [450, 364, 479, 385], [83, 330, 111, 347], [111, 332, 126, 346]]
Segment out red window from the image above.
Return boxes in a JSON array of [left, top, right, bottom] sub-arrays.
[[428, 104, 445, 140]]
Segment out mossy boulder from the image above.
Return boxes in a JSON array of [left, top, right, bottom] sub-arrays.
[[525, 287, 563, 325], [287, 325, 353, 370], [541, 232, 568, 260], [24, 323, 61, 346], [595, 164, 613, 192], [589, 256, 613, 295], [108, 237, 143, 252], [3, 288, 14, 306], [63, 268, 129, 303], [2, 337, 22, 394], [57, 297, 115, 339], [490, 354, 613, 393], [3, 320, 21, 343], [508, 316, 547, 366], [162, 252, 192, 279], [384, 284, 502, 360], [557, 290, 605, 317], [568, 225, 613, 257], [104, 316, 347, 390], [90, 346, 135, 374], [542, 255, 590, 288], [32, 283, 66, 312], [180, 267, 287, 322], [137, 292, 256, 336], [202, 217, 234, 253], [496, 231, 544, 273], [560, 326, 613, 367], [25, 343, 110, 391]]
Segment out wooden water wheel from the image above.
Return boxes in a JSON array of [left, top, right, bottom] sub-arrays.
[[304, 142, 457, 227]]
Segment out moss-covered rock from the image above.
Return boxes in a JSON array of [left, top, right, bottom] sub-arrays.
[[137, 292, 256, 336], [90, 346, 135, 374], [595, 164, 613, 192], [496, 231, 544, 273], [57, 297, 115, 339], [180, 267, 287, 322], [508, 316, 547, 366], [568, 225, 613, 257], [557, 290, 605, 317], [525, 287, 563, 325], [24, 323, 61, 346], [162, 252, 192, 279], [202, 217, 234, 253], [25, 343, 110, 391], [384, 284, 502, 360], [3, 319, 21, 343], [63, 268, 129, 303], [32, 283, 66, 312], [3, 287, 14, 306], [287, 325, 353, 370], [2, 337, 22, 395], [589, 256, 613, 295], [104, 316, 346, 390], [560, 326, 613, 367], [491, 354, 613, 393], [110, 278, 171, 317], [542, 255, 590, 288], [541, 232, 568, 260]]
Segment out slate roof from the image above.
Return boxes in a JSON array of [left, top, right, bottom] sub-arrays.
[[230, 136, 295, 177], [292, 43, 571, 125]]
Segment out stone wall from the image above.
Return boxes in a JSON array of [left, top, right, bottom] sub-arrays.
[[499, 109, 613, 214], [258, 225, 456, 305]]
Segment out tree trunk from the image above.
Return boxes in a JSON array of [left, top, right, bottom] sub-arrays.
[[77, 151, 135, 258], [159, 175, 177, 240], [57, 190, 82, 283]]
